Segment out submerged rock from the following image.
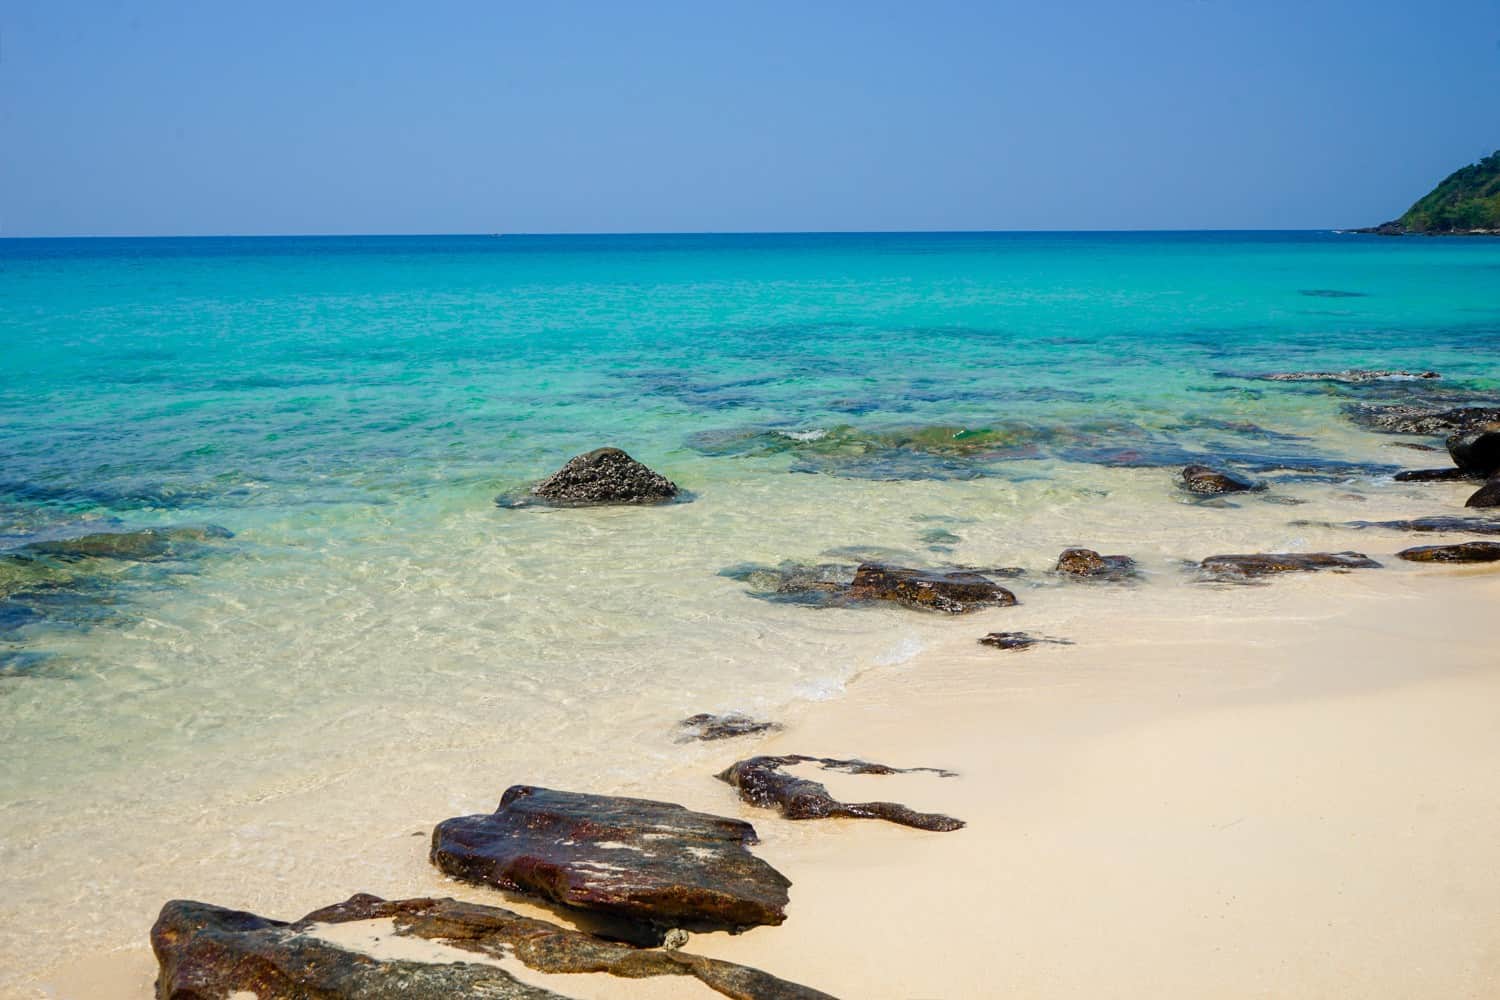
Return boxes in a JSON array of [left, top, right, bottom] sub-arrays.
[[1397, 542, 1500, 563], [847, 562, 1017, 613], [514, 448, 680, 507], [152, 894, 833, 1000], [1394, 468, 1480, 482], [1198, 551, 1381, 580], [1179, 464, 1264, 494], [7, 525, 232, 563], [676, 713, 784, 743], [1467, 477, 1500, 508], [719, 561, 858, 608], [716, 755, 964, 832], [1447, 429, 1500, 477], [0, 525, 235, 635], [1053, 547, 1139, 582], [1344, 403, 1500, 436], [1258, 368, 1436, 382], [978, 631, 1074, 651], [430, 785, 789, 941], [1340, 516, 1500, 535]]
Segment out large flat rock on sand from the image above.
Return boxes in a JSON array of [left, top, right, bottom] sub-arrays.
[[431, 785, 791, 941], [152, 893, 834, 1000]]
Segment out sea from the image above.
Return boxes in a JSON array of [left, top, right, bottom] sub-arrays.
[[2, 231, 1498, 990]]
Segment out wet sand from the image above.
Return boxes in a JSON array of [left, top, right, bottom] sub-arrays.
[[35, 560, 1500, 999]]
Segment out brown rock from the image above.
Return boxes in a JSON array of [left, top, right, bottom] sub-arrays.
[[717, 755, 964, 832], [152, 894, 834, 1000], [978, 631, 1073, 651], [847, 562, 1016, 613], [1179, 464, 1263, 494], [1397, 542, 1500, 563], [1053, 547, 1139, 581], [1198, 551, 1381, 580], [430, 785, 789, 941], [676, 713, 784, 743]]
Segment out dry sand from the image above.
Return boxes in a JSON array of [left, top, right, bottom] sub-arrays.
[[33, 562, 1500, 999]]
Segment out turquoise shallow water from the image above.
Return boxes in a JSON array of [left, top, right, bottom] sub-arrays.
[[2, 231, 1500, 984]]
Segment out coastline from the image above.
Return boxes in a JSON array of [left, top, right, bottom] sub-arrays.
[[4, 231, 1500, 998], [34, 557, 1500, 999]]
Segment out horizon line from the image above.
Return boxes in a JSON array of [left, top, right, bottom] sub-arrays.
[[0, 227, 1360, 241]]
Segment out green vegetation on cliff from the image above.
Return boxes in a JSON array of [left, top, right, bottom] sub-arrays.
[[1374, 150, 1500, 234]]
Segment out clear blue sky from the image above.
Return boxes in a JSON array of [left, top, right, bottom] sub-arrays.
[[4, 0, 1498, 236]]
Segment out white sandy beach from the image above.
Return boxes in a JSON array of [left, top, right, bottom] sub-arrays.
[[33, 554, 1500, 1000]]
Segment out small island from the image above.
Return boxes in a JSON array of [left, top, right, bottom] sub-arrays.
[[1355, 149, 1500, 234]]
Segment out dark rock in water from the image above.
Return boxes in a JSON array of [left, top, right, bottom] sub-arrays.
[[1258, 368, 1436, 381], [1397, 541, 1500, 563], [1467, 477, 1500, 508], [1388, 442, 1441, 452], [719, 561, 858, 608], [430, 785, 790, 941], [1053, 547, 1139, 582], [152, 894, 833, 1000], [919, 527, 962, 547], [518, 448, 680, 506], [1341, 516, 1500, 535], [1344, 403, 1500, 436], [848, 562, 1017, 613], [8, 525, 233, 563], [948, 564, 1028, 578], [1394, 468, 1480, 483], [1447, 429, 1500, 477], [1198, 551, 1382, 580], [721, 557, 1021, 612], [677, 713, 784, 743], [979, 631, 1073, 651], [1179, 464, 1263, 494], [716, 755, 964, 832]]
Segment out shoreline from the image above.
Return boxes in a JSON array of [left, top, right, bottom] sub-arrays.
[[34, 557, 1500, 999]]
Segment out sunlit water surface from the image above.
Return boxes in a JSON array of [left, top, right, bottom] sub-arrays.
[[2, 232, 1499, 987]]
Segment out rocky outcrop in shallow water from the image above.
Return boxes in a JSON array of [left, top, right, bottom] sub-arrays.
[[1179, 464, 1263, 494], [1257, 369, 1439, 383], [6, 525, 232, 563], [152, 894, 833, 1000], [0, 525, 235, 642], [719, 561, 857, 608], [430, 785, 790, 942], [1053, 548, 1139, 582], [848, 562, 1017, 613], [1338, 516, 1500, 535], [1197, 551, 1381, 580], [509, 448, 680, 507], [978, 631, 1074, 651], [722, 560, 1023, 612], [1397, 541, 1500, 563], [1344, 404, 1500, 436], [676, 713, 784, 743], [1466, 476, 1500, 508], [1393, 468, 1479, 483], [1447, 429, 1500, 477], [716, 755, 964, 832]]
